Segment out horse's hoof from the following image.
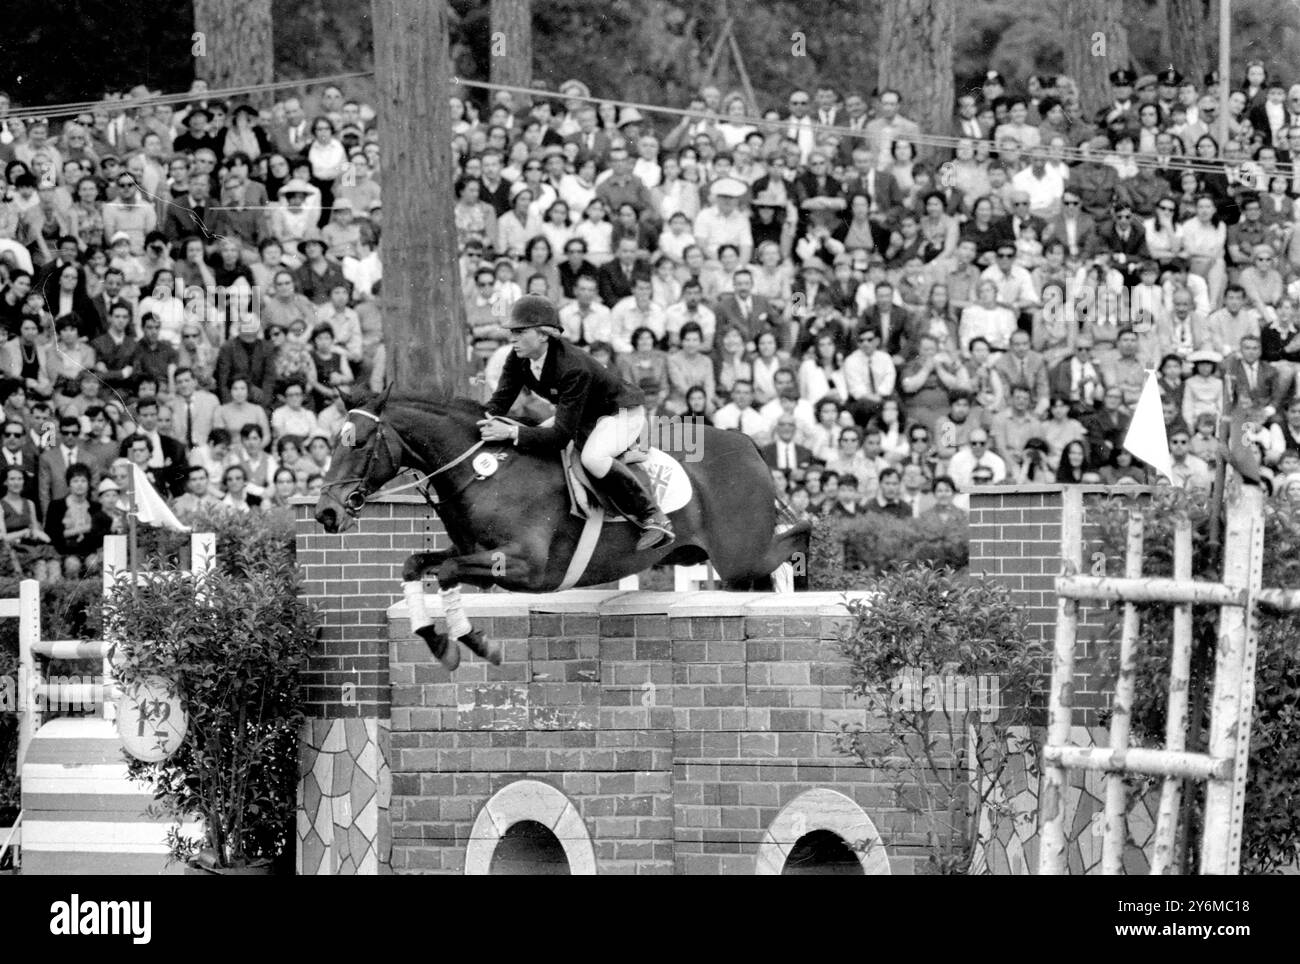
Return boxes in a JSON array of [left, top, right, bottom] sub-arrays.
[[416, 624, 461, 671], [460, 629, 502, 665]]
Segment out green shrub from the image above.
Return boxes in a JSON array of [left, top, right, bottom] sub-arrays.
[[0, 507, 300, 849], [109, 555, 316, 869], [835, 565, 1043, 874], [810, 512, 969, 590], [1095, 488, 1300, 874]]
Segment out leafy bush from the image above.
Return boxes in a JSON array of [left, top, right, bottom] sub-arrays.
[[109, 555, 316, 870], [835, 565, 1043, 874], [0, 507, 302, 859], [810, 513, 969, 590], [1095, 488, 1300, 874]]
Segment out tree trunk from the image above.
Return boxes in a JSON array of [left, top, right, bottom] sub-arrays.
[[1167, 0, 1207, 91], [877, 0, 955, 162], [1062, 0, 1132, 119], [371, 0, 469, 397], [489, 0, 533, 98], [192, 0, 273, 95]]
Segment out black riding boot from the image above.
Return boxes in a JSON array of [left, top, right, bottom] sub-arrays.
[[602, 460, 675, 550]]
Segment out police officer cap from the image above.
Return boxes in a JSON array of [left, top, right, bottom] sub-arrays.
[[506, 295, 562, 331], [1109, 68, 1136, 86], [1158, 67, 1184, 86]]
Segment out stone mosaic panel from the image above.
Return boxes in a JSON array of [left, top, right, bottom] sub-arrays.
[[297, 717, 390, 875], [973, 726, 1159, 875]]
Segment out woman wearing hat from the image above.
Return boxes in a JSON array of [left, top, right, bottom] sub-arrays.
[[479, 295, 674, 550], [270, 178, 323, 267], [1182, 349, 1224, 427], [223, 104, 273, 160]]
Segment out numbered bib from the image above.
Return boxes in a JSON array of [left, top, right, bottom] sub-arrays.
[[117, 676, 188, 762]]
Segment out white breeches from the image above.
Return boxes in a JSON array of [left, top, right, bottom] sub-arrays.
[[581, 406, 646, 479]]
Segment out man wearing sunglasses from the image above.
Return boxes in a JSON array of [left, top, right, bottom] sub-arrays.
[[1043, 190, 1098, 262], [0, 420, 38, 503]]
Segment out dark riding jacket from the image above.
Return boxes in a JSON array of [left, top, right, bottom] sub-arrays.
[[485, 335, 644, 453]]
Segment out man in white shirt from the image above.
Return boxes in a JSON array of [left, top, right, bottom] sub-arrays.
[[1168, 425, 1212, 490], [981, 244, 1040, 313], [1162, 261, 1211, 316], [864, 89, 920, 172], [784, 90, 816, 163], [558, 276, 614, 347], [842, 328, 896, 426], [713, 379, 769, 444], [692, 178, 754, 263], [609, 277, 667, 353], [1011, 152, 1066, 218], [758, 370, 817, 440], [1204, 285, 1261, 358], [664, 279, 717, 351], [946, 429, 1008, 489]]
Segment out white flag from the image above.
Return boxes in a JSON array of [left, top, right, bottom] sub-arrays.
[[1122, 370, 1173, 481], [132, 464, 191, 533]]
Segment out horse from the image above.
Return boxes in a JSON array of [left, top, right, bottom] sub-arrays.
[[313, 388, 811, 670]]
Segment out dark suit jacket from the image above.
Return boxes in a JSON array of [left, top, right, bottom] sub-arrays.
[[162, 197, 223, 244], [759, 441, 815, 472], [596, 258, 649, 308], [1042, 213, 1099, 260], [994, 214, 1047, 245], [44, 498, 110, 557], [485, 334, 644, 452], [1225, 357, 1284, 413], [38, 445, 90, 518], [565, 130, 613, 167], [1097, 222, 1150, 261], [842, 170, 906, 222], [856, 304, 915, 359], [213, 337, 278, 405], [117, 434, 188, 496], [714, 293, 778, 345]]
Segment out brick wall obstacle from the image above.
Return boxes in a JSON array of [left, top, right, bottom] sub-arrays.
[[294, 484, 1154, 875]]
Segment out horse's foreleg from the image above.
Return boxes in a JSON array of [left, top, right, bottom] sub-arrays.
[[435, 548, 539, 666], [401, 550, 459, 670]]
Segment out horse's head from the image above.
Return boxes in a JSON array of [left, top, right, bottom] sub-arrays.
[[314, 387, 403, 533]]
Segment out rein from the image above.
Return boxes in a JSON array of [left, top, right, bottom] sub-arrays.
[[323, 407, 501, 515]]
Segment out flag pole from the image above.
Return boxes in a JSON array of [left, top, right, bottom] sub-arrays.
[[127, 463, 139, 591], [1208, 370, 1234, 551]]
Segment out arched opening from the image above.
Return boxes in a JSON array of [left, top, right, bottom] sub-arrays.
[[488, 820, 571, 875], [464, 779, 598, 875], [755, 787, 891, 875], [781, 829, 865, 875]]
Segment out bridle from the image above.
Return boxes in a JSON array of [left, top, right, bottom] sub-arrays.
[[323, 408, 490, 517]]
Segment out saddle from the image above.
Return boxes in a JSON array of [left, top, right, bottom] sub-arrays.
[[561, 441, 650, 523]]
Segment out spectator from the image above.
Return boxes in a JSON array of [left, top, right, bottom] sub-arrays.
[[44, 462, 109, 578], [121, 397, 186, 495], [214, 311, 277, 405], [711, 379, 766, 439], [218, 464, 260, 514], [864, 466, 910, 518], [0, 464, 60, 582], [947, 428, 1008, 489], [1168, 423, 1212, 490]]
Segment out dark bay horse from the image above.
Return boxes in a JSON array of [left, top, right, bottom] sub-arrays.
[[314, 389, 811, 669]]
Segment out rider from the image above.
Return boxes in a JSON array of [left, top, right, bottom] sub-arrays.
[[478, 295, 675, 550]]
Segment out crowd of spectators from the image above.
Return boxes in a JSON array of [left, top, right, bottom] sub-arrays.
[[453, 66, 1300, 519], [0, 81, 378, 580], [5, 60, 1300, 581]]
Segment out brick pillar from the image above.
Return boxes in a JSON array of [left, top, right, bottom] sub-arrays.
[[295, 494, 447, 875], [966, 483, 1158, 874]]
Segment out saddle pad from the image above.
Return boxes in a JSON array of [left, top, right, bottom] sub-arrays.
[[562, 445, 692, 520]]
